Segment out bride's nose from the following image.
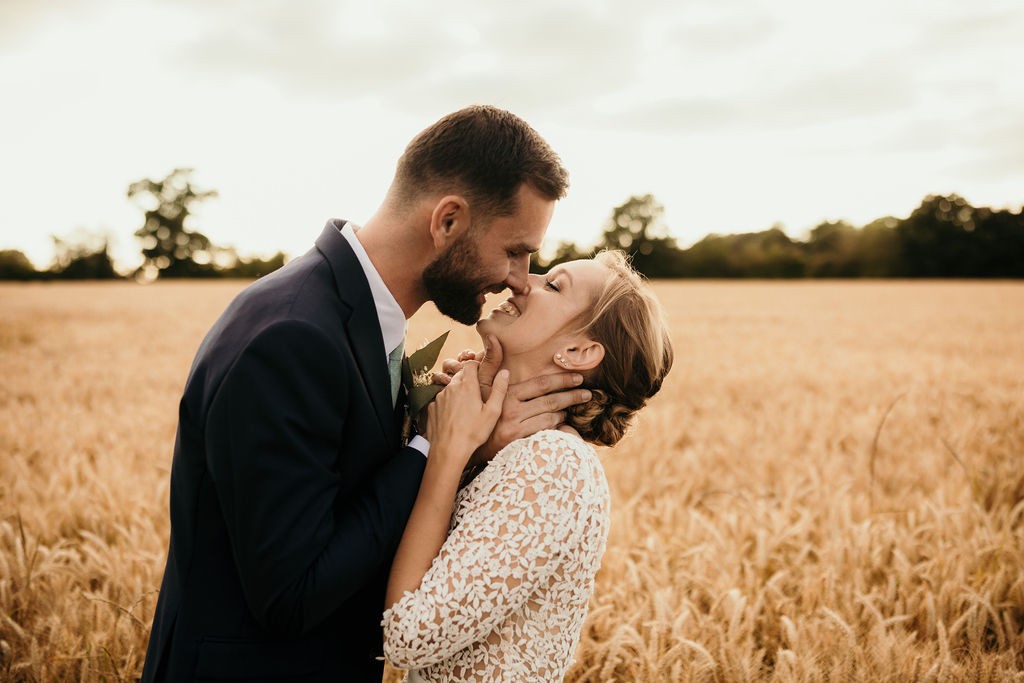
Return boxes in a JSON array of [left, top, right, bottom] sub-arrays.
[[526, 273, 546, 293]]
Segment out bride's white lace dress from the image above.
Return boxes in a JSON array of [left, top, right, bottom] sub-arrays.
[[382, 429, 610, 682]]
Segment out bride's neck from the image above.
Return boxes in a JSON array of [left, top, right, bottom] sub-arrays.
[[500, 353, 559, 386]]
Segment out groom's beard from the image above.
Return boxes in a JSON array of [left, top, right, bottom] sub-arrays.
[[423, 230, 494, 326]]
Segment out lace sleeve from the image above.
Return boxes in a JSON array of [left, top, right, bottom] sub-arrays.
[[382, 431, 590, 669]]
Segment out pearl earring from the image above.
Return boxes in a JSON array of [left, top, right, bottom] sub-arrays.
[[555, 353, 569, 367]]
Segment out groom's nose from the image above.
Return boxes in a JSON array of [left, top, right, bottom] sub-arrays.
[[504, 254, 531, 296]]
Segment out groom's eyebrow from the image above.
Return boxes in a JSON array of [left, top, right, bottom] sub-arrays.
[[508, 241, 540, 255]]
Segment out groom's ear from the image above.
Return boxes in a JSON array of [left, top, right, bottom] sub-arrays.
[[429, 196, 470, 249]]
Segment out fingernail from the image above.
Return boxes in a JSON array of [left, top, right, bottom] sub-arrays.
[[581, 390, 592, 401], [572, 374, 584, 385]]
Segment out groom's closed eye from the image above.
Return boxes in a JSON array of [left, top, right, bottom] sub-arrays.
[[506, 242, 540, 258]]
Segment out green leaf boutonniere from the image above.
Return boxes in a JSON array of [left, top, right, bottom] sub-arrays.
[[400, 331, 449, 444]]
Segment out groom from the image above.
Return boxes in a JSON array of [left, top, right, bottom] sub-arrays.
[[140, 106, 590, 681]]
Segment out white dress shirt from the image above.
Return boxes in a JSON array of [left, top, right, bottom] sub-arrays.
[[339, 220, 429, 457]]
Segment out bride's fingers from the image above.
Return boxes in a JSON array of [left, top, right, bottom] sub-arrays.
[[449, 360, 480, 391], [484, 369, 510, 419], [456, 361, 486, 405], [477, 335, 503, 387], [439, 350, 479, 378], [430, 371, 452, 386], [455, 359, 480, 386]]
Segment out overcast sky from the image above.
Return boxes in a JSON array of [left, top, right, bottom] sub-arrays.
[[2, 0, 1022, 270]]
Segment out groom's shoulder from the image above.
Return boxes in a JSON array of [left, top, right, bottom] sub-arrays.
[[196, 248, 348, 362], [228, 248, 340, 325]]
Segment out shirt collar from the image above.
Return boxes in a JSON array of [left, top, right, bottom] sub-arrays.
[[338, 220, 407, 358]]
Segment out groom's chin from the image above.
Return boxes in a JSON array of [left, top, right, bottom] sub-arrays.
[[438, 302, 483, 327]]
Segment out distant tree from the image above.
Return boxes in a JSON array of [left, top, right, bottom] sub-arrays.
[[679, 227, 806, 277], [218, 250, 289, 278], [971, 206, 1024, 277], [806, 220, 861, 277], [129, 168, 219, 278], [0, 249, 38, 280], [600, 194, 681, 277], [679, 233, 737, 277], [530, 240, 593, 274], [895, 194, 998, 277], [857, 217, 901, 277], [50, 230, 119, 279], [734, 226, 806, 277]]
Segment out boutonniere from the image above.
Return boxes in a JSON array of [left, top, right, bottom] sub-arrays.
[[400, 331, 449, 445]]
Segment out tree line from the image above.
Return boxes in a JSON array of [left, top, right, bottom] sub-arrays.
[[532, 193, 1024, 278], [1, 169, 1021, 281]]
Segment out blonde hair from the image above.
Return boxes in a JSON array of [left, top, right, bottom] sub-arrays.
[[564, 251, 674, 446]]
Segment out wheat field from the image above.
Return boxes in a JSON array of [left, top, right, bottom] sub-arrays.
[[1, 280, 1022, 682]]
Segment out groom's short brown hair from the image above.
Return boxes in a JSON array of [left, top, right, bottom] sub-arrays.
[[391, 105, 569, 218]]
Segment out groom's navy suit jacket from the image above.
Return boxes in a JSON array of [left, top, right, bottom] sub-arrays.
[[141, 221, 426, 682]]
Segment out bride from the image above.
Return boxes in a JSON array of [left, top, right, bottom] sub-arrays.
[[382, 250, 672, 682]]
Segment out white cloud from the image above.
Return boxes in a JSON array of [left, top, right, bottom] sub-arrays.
[[0, 0, 110, 46]]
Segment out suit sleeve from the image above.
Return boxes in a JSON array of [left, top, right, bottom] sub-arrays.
[[204, 319, 425, 635]]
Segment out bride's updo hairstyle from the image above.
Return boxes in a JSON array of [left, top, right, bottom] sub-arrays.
[[564, 251, 673, 446]]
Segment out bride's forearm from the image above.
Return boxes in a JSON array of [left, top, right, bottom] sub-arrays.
[[387, 364, 507, 608], [385, 451, 466, 608]]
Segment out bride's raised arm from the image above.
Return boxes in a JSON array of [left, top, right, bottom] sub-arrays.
[[382, 429, 595, 669], [383, 362, 507, 609]]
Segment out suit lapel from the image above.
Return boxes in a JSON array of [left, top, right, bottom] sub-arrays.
[[315, 220, 399, 449]]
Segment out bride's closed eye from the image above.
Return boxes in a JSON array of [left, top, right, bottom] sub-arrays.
[[544, 279, 561, 292]]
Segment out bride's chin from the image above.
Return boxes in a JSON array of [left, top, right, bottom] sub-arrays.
[[475, 319, 504, 343]]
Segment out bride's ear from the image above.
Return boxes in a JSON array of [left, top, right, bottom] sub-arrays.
[[554, 340, 604, 372]]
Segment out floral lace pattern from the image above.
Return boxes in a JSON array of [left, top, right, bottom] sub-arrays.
[[382, 429, 610, 682]]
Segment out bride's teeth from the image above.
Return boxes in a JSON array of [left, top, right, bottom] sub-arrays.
[[499, 301, 519, 317]]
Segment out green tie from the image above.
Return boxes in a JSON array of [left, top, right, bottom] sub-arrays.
[[388, 341, 404, 406]]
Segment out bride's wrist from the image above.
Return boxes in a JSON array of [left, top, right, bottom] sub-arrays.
[[428, 438, 475, 471]]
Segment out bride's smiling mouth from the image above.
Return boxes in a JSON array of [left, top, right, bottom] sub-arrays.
[[495, 300, 520, 318]]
